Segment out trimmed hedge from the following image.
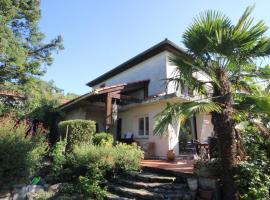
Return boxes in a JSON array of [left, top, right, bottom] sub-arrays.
[[58, 119, 95, 149]]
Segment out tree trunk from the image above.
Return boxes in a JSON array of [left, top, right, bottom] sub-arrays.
[[211, 70, 239, 200]]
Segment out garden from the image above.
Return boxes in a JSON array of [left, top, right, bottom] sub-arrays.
[[0, 117, 144, 199]]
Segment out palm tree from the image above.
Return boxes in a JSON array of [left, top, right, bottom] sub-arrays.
[[154, 6, 270, 200]]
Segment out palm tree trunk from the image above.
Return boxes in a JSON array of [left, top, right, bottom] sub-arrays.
[[212, 70, 239, 200]]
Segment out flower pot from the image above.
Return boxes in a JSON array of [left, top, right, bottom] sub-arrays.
[[187, 178, 198, 191], [199, 177, 217, 189], [167, 149, 175, 161], [198, 188, 213, 200]]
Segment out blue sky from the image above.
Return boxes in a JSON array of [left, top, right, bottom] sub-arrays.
[[40, 0, 270, 95]]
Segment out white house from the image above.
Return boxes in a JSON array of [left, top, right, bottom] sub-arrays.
[[59, 39, 213, 159]]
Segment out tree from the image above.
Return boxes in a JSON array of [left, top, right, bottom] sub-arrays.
[[0, 78, 78, 118], [154, 6, 270, 200], [0, 0, 63, 85]]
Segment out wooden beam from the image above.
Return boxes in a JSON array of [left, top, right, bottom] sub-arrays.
[[108, 93, 140, 101], [97, 85, 125, 94], [105, 94, 112, 130], [97, 80, 150, 95]]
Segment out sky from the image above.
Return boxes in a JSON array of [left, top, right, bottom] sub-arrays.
[[40, 0, 270, 95]]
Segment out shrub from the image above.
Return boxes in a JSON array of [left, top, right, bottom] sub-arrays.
[[236, 160, 270, 200], [114, 143, 144, 172], [60, 144, 108, 199], [193, 158, 222, 178], [50, 139, 67, 178], [70, 143, 115, 175], [67, 142, 143, 178], [78, 163, 107, 200], [235, 124, 270, 200], [58, 119, 95, 150], [93, 132, 113, 146], [0, 117, 48, 186], [50, 142, 143, 198]]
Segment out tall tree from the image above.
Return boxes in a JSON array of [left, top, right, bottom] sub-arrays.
[[154, 6, 270, 200], [0, 0, 63, 84]]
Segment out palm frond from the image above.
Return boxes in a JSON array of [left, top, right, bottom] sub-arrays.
[[168, 55, 219, 96], [154, 103, 183, 136], [183, 10, 232, 57], [154, 101, 222, 136], [232, 6, 270, 59], [234, 93, 270, 114]]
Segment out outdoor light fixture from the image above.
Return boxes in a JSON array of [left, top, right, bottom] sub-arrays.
[[112, 100, 118, 123]]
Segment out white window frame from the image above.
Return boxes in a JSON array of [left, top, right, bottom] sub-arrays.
[[137, 115, 149, 138]]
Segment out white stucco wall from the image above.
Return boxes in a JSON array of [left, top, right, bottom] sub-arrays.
[[92, 52, 168, 96], [64, 107, 86, 120], [165, 51, 213, 97], [85, 106, 106, 132], [166, 51, 179, 94], [118, 102, 171, 158]]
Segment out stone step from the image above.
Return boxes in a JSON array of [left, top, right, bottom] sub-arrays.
[[164, 193, 193, 200], [106, 192, 135, 200], [124, 172, 176, 183], [142, 167, 192, 183], [108, 184, 164, 200], [150, 187, 192, 199], [117, 178, 187, 191]]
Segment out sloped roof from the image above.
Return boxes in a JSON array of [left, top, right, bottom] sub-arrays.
[[86, 39, 188, 87]]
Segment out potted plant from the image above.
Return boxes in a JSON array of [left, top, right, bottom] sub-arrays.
[[167, 149, 175, 161], [193, 159, 221, 200]]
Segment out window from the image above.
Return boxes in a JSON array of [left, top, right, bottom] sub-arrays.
[[145, 117, 149, 135], [138, 116, 149, 136]]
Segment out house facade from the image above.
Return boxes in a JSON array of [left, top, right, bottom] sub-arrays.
[[60, 39, 213, 159]]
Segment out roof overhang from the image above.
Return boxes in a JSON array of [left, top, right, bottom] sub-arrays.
[[59, 80, 150, 110]]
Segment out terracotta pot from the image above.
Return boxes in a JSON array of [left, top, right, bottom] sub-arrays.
[[167, 149, 175, 161], [198, 188, 213, 200]]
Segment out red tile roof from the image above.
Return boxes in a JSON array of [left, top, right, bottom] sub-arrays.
[[0, 90, 25, 98]]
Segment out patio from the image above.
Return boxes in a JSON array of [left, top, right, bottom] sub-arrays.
[[141, 159, 194, 174]]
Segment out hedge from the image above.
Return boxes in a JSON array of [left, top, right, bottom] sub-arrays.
[[58, 119, 96, 149]]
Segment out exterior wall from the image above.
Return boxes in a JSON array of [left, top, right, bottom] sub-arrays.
[[63, 105, 106, 132], [118, 102, 170, 158], [165, 51, 213, 96], [85, 106, 106, 132], [196, 113, 214, 142], [64, 106, 86, 120], [166, 51, 179, 94], [92, 52, 168, 96]]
